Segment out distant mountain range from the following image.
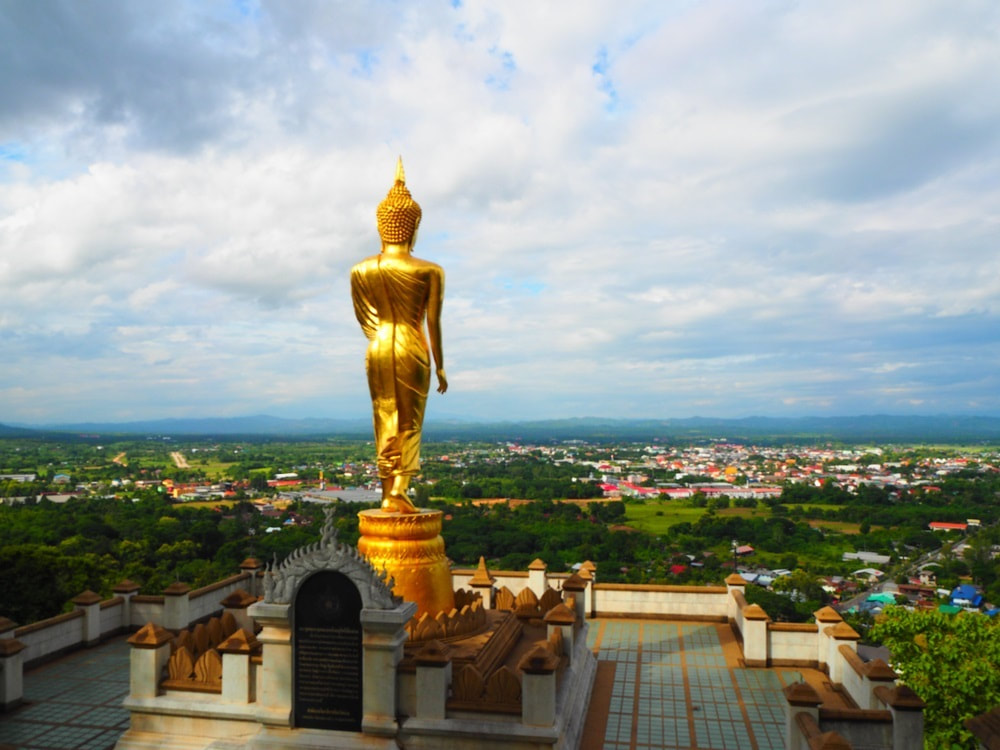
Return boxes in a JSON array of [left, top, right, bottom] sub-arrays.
[[3, 414, 1000, 443]]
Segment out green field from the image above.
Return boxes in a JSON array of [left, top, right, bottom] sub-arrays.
[[624, 502, 706, 534], [174, 499, 240, 509], [183, 458, 240, 478]]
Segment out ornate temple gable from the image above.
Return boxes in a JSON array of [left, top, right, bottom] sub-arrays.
[[262, 508, 399, 610]]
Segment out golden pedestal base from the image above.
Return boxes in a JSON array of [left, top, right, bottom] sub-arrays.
[[357, 508, 455, 618]]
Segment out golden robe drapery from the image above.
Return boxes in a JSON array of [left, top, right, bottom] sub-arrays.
[[350, 253, 442, 481]]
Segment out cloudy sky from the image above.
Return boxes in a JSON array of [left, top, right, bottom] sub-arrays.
[[2, 1, 999, 425]]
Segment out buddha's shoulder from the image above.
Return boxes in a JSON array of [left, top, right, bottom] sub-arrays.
[[351, 256, 381, 274], [409, 256, 445, 274]]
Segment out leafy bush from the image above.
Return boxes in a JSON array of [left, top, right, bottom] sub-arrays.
[[870, 609, 1000, 749]]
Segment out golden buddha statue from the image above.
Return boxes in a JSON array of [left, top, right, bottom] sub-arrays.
[[352, 159, 454, 617], [351, 157, 447, 514]]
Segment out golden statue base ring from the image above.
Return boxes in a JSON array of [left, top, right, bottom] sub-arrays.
[[357, 508, 455, 618]]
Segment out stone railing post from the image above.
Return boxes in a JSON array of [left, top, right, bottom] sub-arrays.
[[544, 603, 576, 662], [742, 604, 770, 667], [561, 573, 588, 625], [247, 601, 292, 726], [520, 645, 559, 727], [360, 601, 417, 736], [221, 588, 258, 634], [875, 684, 925, 749], [528, 558, 548, 598], [239, 558, 264, 598], [862, 659, 898, 710], [825, 622, 860, 683], [113, 580, 141, 630], [468, 556, 496, 609], [813, 606, 842, 672], [162, 582, 191, 631], [218, 628, 260, 704], [783, 681, 822, 750], [580, 561, 596, 617], [72, 590, 103, 646], [414, 640, 451, 720], [0, 637, 26, 710], [127, 623, 173, 699], [725, 573, 746, 625]]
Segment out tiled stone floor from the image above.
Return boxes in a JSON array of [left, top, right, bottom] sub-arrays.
[[584, 619, 810, 750], [0, 638, 130, 750]]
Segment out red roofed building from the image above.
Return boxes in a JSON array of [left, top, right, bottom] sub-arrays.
[[928, 521, 967, 532]]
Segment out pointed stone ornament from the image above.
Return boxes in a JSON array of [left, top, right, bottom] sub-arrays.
[[814, 605, 842, 622], [543, 603, 576, 626], [519, 644, 559, 675], [863, 658, 897, 680], [469, 556, 495, 586], [827, 621, 860, 640], [414, 639, 450, 667], [875, 683, 926, 710], [742, 603, 770, 621], [783, 680, 822, 707], [0, 639, 25, 656], [220, 588, 257, 609], [128, 622, 173, 649], [72, 590, 102, 606], [217, 628, 260, 654]]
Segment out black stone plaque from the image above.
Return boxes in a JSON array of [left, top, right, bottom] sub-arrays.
[[293, 571, 363, 731]]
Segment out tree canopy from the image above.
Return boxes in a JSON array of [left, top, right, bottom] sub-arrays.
[[870, 608, 1000, 749]]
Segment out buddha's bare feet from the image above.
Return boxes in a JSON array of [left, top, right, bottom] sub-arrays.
[[381, 491, 417, 514]]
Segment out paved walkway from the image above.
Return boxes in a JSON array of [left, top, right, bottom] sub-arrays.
[[0, 638, 130, 750], [583, 619, 831, 750]]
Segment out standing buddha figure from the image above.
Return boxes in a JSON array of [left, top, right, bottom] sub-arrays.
[[350, 158, 447, 513]]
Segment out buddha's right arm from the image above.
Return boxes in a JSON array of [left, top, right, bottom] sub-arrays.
[[427, 268, 446, 393]]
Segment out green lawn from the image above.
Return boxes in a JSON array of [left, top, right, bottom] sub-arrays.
[[185, 458, 240, 479], [624, 502, 706, 534], [175, 499, 239, 509]]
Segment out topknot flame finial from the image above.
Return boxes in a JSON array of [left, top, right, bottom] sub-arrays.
[[377, 156, 421, 244]]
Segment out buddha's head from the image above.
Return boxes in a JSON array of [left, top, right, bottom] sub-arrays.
[[377, 157, 422, 245]]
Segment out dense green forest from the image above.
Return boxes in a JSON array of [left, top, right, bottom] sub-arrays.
[[3, 469, 1000, 626], [0, 494, 352, 623]]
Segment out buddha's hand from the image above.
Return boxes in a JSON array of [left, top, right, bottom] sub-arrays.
[[436, 368, 448, 394]]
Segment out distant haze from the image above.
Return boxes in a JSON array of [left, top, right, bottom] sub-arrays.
[[5, 415, 1000, 444], [1, 3, 998, 423]]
